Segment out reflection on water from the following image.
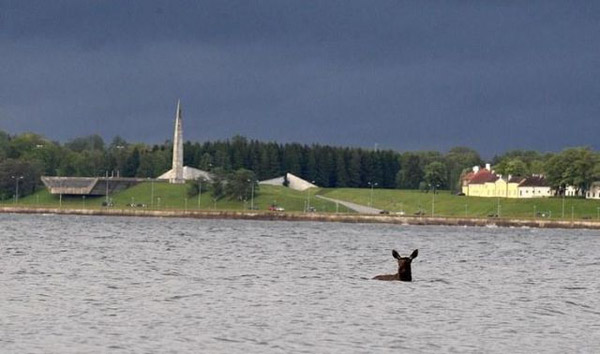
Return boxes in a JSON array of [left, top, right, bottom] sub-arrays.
[[1, 214, 599, 353]]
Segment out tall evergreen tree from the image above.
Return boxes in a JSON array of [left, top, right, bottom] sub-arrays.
[[333, 149, 349, 187], [399, 153, 423, 189], [347, 150, 362, 187], [123, 147, 141, 177]]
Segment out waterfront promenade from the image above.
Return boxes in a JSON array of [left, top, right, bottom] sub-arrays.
[[2, 206, 599, 230]]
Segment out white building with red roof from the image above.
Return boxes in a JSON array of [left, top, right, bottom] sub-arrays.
[[462, 165, 552, 198]]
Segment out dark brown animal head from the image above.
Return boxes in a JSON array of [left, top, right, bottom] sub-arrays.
[[373, 249, 418, 281]]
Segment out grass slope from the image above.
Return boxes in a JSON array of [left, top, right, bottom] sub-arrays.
[[13, 182, 344, 213], [320, 188, 600, 220]]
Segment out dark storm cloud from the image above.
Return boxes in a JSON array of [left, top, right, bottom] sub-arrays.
[[1, 0, 599, 156]]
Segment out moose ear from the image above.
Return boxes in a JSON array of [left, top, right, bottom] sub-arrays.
[[410, 249, 418, 259], [392, 250, 401, 259]]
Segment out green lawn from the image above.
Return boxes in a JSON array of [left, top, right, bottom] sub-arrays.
[[9, 184, 600, 221], [319, 188, 600, 220]]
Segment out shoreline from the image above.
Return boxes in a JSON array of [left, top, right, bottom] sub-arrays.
[[2, 206, 600, 230]]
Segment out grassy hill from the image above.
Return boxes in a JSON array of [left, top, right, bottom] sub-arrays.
[[12, 182, 346, 213], [10, 183, 600, 221]]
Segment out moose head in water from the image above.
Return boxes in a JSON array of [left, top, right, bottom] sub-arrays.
[[373, 249, 418, 281]]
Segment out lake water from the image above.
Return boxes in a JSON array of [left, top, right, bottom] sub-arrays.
[[1, 214, 599, 353]]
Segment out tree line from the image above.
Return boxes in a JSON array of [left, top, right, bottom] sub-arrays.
[[0, 130, 598, 200]]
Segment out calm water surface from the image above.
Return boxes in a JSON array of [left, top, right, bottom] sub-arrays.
[[1, 214, 599, 353]]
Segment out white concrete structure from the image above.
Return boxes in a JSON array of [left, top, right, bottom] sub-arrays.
[[260, 173, 317, 191], [517, 175, 552, 198], [565, 185, 583, 197], [170, 100, 184, 183], [158, 166, 212, 182], [158, 100, 213, 183], [586, 182, 600, 199]]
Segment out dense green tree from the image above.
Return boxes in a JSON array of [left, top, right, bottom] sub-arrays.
[[347, 150, 362, 187], [423, 161, 447, 189], [109, 136, 129, 149], [75, 150, 106, 176], [137, 151, 167, 178], [333, 149, 348, 187], [360, 152, 375, 187], [187, 176, 209, 198], [6, 133, 47, 159], [122, 147, 141, 177], [19, 140, 63, 176], [379, 151, 400, 188], [282, 143, 302, 177], [494, 158, 528, 177], [213, 144, 231, 171], [196, 152, 212, 171], [266, 143, 281, 178], [398, 153, 423, 189], [230, 135, 249, 170], [65, 134, 105, 152], [0, 130, 10, 159], [445, 147, 482, 192], [544, 147, 599, 194], [0, 159, 40, 200], [210, 167, 227, 200], [491, 149, 544, 167], [183, 141, 195, 166], [225, 168, 258, 201], [562, 148, 597, 192], [303, 149, 317, 184], [315, 146, 333, 187]]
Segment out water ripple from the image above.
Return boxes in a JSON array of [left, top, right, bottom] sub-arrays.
[[1, 214, 599, 353]]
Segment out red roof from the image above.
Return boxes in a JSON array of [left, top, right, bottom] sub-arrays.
[[467, 169, 498, 184], [461, 171, 476, 185]]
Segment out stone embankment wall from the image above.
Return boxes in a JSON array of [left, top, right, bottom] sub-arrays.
[[2, 206, 600, 230]]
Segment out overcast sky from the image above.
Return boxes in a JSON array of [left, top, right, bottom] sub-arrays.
[[1, 1, 599, 157]]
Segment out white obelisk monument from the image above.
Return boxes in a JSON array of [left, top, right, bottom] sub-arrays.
[[170, 99, 185, 184]]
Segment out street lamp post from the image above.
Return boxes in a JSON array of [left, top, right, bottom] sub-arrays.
[[305, 181, 316, 212], [497, 197, 501, 218], [105, 170, 109, 206], [247, 179, 257, 210], [430, 183, 439, 217], [11, 176, 23, 204], [368, 182, 378, 207], [197, 179, 202, 209], [147, 178, 155, 208], [251, 181, 255, 210]]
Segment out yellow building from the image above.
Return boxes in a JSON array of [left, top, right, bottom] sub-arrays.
[[463, 166, 550, 198], [462, 167, 498, 197]]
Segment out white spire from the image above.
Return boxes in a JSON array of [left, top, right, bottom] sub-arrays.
[[171, 99, 184, 184]]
